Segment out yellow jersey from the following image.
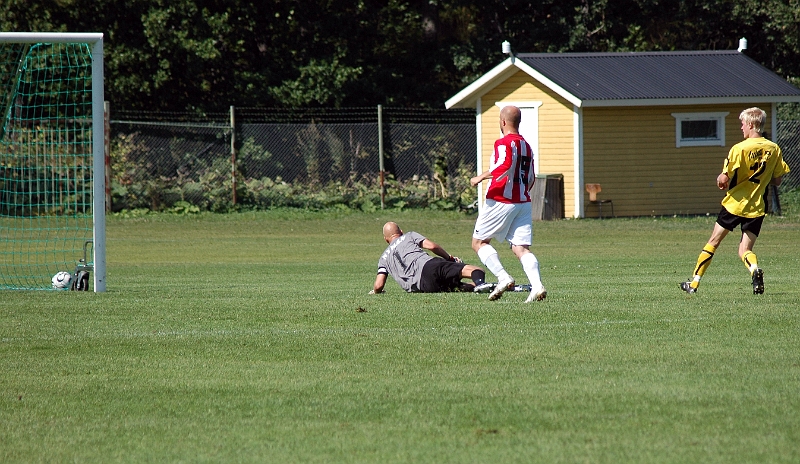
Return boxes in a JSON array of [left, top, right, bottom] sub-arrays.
[[721, 137, 790, 218]]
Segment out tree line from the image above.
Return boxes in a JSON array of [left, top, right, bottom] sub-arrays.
[[2, 0, 798, 113]]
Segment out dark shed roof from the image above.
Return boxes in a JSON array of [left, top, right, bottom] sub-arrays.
[[516, 50, 800, 102]]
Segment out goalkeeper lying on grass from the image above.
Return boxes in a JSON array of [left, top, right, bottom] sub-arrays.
[[370, 222, 490, 294]]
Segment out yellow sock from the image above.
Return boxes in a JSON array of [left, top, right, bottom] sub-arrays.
[[691, 244, 716, 288], [742, 251, 758, 274]]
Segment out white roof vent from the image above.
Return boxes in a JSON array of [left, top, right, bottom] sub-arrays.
[[738, 37, 748, 52]]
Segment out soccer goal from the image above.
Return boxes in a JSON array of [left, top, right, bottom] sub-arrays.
[[0, 32, 106, 291]]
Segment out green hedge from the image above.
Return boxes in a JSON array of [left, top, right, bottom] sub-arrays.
[[110, 168, 478, 214]]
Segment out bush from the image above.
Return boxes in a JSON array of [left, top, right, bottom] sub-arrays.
[[111, 170, 477, 214], [777, 186, 800, 218]]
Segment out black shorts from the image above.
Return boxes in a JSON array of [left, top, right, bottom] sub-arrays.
[[417, 259, 465, 293], [716, 207, 764, 236]]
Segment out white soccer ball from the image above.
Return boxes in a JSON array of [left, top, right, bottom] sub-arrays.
[[51, 271, 72, 289]]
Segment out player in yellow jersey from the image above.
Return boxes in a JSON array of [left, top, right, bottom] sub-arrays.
[[681, 107, 790, 295]]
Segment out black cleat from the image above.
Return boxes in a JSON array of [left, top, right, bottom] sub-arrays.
[[752, 268, 764, 294], [680, 281, 697, 294], [473, 282, 495, 294]]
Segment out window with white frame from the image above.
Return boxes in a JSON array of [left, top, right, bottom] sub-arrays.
[[671, 112, 729, 147]]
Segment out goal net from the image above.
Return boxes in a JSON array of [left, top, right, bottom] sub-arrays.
[[0, 33, 106, 291]]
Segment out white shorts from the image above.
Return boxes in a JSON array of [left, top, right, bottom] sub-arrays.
[[472, 199, 532, 245]]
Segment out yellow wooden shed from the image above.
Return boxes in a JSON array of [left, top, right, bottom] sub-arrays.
[[446, 50, 800, 218]]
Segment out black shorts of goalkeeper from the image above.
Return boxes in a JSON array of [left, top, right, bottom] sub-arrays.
[[411, 259, 469, 292]]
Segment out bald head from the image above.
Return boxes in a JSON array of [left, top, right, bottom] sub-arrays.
[[500, 105, 521, 134], [382, 222, 402, 243]]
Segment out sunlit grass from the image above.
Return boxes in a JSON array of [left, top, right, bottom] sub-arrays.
[[2, 210, 799, 463]]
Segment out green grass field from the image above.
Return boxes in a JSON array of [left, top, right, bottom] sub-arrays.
[[2, 210, 799, 463]]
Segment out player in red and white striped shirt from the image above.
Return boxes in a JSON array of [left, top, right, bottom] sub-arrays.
[[470, 105, 546, 303]]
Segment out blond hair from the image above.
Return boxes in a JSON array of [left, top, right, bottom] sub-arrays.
[[739, 107, 766, 133]]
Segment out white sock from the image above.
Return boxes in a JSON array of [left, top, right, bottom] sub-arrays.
[[477, 245, 510, 281], [520, 252, 543, 289]]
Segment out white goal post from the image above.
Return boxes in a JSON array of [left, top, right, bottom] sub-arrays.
[[0, 32, 106, 292]]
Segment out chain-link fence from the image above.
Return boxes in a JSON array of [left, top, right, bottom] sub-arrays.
[[777, 120, 800, 190], [109, 107, 477, 211], [109, 109, 800, 213]]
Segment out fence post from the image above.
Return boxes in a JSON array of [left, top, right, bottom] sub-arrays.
[[769, 185, 782, 216], [378, 104, 385, 209], [230, 105, 236, 205]]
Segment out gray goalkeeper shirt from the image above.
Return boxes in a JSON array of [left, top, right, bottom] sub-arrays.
[[377, 231, 433, 292]]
